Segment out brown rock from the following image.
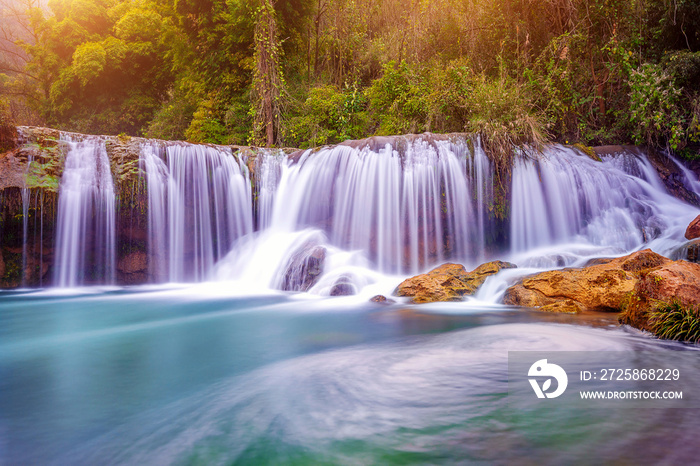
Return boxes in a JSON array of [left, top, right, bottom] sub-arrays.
[[620, 260, 700, 333], [0, 151, 27, 190], [0, 251, 4, 278], [540, 300, 584, 314], [117, 251, 148, 274], [503, 285, 556, 308], [395, 260, 516, 304], [370, 294, 395, 304], [582, 257, 614, 267], [465, 260, 518, 289], [639, 261, 700, 305], [504, 247, 700, 341], [503, 249, 669, 312], [685, 214, 700, 240]]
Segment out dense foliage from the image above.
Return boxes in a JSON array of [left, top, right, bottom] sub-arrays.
[[1, 0, 699, 155]]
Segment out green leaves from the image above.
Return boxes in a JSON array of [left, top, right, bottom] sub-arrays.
[[285, 83, 368, 148], [628, 62, 685, 150], [71, 42, 106, 85]]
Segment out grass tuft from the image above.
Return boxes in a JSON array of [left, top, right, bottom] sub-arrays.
[[648, 301, 700, 343]]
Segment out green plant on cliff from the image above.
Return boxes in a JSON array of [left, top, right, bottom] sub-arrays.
[[22, 142, 64, 191], [648, 301, 700, 343]]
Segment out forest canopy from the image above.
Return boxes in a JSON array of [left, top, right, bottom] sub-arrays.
[[1, 0, 699, 156]]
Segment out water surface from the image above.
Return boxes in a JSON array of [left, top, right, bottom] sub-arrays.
[[1, 287, 697, 465]]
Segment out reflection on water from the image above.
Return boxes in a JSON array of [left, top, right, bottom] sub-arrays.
[[0, 288, 698, 465]]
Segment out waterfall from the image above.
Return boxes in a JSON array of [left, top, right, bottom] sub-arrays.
[[54, 137, 116, 287], [215, 136, 494, 289], [282, 137, 489, 274], [139, 143, 254, 282], [8, 129, 699, 292], [509, 145, 697, 267]]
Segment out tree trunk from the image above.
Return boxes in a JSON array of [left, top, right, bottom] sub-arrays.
[[252, 0, 283, 147]]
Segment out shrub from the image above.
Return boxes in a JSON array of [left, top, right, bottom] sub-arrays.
[[145, 94, 196, 141], [185, 98, 228, 144], [365, 61, 428, 135], [284, 83, 369, 148], [464, 71, 548, 168], [629, 63, 685, 150]]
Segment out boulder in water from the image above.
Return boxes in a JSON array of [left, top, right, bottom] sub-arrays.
[[370, 294, 395, 304], [330, 276, 356, 296], [280, 244, 326, 292], [394, 260, 516, 304], [685, 214, 700, 240], [504, 249, 668, 312], [504, 248, 700, 341], [670, 239, 700, 263]]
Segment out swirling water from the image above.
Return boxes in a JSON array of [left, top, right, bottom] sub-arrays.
[[1, 288, 700, 465]]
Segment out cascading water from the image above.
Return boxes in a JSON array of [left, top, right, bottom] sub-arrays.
[[139, 143, 254, 282], [214, 136, 496, 293], [19, 131, 699, 292], [53, 136, 116, 287], [509, 145, 696, 268], [210, 138, 700, 294]]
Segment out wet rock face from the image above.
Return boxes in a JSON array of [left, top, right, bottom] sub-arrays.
[[117, 251, 148, 274], [116, 251, 149, 285], [280, 244, 326, 292], [671, 239, 700, 263], [594, 145, 700, 207], [685, 214, 700, 240], [394, 260, 516, 304], [503, 249, 668, 312]]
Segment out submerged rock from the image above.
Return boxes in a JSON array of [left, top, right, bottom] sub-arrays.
[[685, 214, 700, 240], [370, 294, 395, 304], [394, 260, 516, 304], [330, 276, 356, 296]]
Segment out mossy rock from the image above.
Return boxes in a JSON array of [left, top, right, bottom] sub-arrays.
[[572, 143, 601, 162]]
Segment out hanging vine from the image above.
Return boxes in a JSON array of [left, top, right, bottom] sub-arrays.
[[250, 0, 286, 147]]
